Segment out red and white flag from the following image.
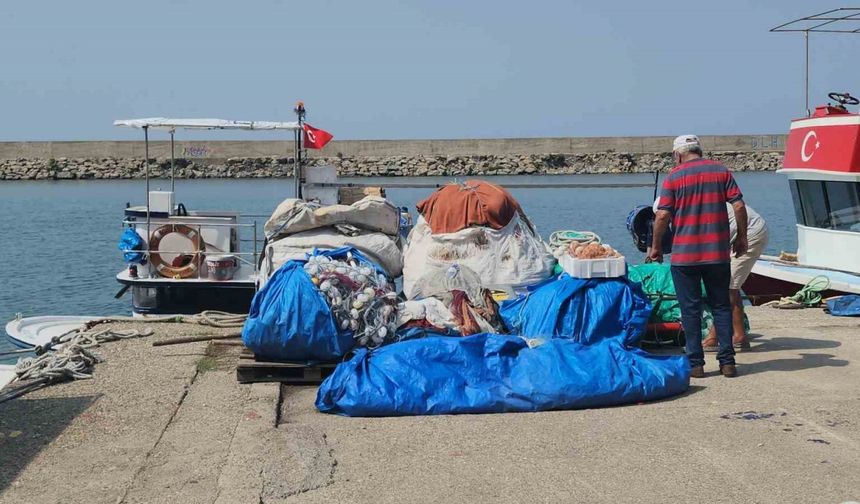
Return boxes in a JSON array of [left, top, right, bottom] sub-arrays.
[[303, 123, 333, 149]]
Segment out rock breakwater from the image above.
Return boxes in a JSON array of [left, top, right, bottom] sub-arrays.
[[0, 151, 782, 180]]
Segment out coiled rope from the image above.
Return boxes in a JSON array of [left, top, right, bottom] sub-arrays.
[[763, 275, 831, 309], [0, 310, 247, 404]]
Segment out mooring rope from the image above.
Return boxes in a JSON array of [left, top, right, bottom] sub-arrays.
[[0, 311, 248, 404], [762, 275, 831, 309]]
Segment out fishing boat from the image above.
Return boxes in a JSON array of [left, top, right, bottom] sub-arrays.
[[742, 10, 860, 304], [112, 105, 319, 316]]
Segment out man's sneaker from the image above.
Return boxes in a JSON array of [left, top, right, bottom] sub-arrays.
[[690, 365, 705, 378], [720, 364, 738, 378]]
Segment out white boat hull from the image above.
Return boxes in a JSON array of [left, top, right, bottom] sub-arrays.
[[5, 316, 99, 349]]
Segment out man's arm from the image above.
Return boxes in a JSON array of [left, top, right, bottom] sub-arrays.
[[649, 210, 672, 263], [731, 200, 748, 258]]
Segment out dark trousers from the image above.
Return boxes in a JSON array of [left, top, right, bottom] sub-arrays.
[[670, 263, 736, 368]]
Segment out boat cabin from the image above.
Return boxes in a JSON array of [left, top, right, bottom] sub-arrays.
[[779, 92, 860, 273]]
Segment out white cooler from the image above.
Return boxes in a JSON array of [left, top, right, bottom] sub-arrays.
[[559, 254, 626, 279]]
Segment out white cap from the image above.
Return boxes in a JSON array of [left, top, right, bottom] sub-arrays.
[[672, 134, 701, 152]]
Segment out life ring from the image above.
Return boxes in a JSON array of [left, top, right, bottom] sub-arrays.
[[148, 224, 205, 278]]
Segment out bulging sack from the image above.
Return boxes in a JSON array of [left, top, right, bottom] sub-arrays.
[[264, 196, 400, 241], [402, 214, 556, 298], [499, 274, 651, 347], [242, 247, 389, 361]]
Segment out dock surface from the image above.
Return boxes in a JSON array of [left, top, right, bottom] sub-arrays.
[[1, 307, 858, 503]]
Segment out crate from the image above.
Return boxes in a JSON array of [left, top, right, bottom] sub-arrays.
[[559, 254, 626, 279], [338, 186, 386, 205], [236, 352, 338, 384]]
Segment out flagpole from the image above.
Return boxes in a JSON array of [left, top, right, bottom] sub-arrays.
[[294, 101, 306, 199]]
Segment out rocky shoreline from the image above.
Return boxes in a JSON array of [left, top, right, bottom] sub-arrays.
[[0, 151, 782, 180]]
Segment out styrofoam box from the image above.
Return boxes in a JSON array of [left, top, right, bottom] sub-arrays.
[[559, 254, 626, 279], [148, 191, 175, 215]]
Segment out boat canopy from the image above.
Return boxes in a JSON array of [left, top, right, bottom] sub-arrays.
[[114, 118, 301, 131]]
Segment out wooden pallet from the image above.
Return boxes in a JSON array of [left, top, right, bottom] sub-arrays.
[[236, 351, 337, 384]]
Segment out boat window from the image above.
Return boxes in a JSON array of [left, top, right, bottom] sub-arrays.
[[824, 181, 860, 231], [789, 180, 805, 225], [796, 180, 831, 228]]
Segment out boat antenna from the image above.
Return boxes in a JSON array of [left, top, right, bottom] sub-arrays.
[[294, 101, 306, 199], [771, 7, 860, 117], [170, 128, 176, 195]]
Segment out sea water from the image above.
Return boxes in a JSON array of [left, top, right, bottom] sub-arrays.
[[0, 172, 795, 362]]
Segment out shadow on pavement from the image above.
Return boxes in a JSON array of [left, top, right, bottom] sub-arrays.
[[0, 395, 98, 493], [752, 337, 841, 353], [741, 353, 849, 375]]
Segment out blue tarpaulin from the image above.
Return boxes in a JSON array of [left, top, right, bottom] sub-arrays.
[[242, 247, 383, 362], [499, 274, 651, 347], [118, 228, 145, 264], [316, 275, 690, 417], [827, 295, 860, 317], [316, 333, 690, 416]]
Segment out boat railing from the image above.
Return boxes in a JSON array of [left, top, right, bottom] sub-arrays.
[[121, 217, 265, 277]]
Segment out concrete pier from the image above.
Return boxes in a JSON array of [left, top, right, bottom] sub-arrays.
[[1, 306, 858, 503]]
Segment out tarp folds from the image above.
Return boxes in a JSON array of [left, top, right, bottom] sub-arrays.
[[416, 180, 522, 234], [315, 334, 690, 417], [265, 196, 400, 241], [627, 263, 681, 324], [827, 294, 860, 317], [499, 274, 651, 347], [118, 228, 145, 264], [242, 247, 384, 361], [402, 214, 556, 297]]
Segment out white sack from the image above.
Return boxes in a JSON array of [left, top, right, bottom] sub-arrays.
[[260, 228, 403, 287], [395, 298, 459, 330], [264, 196, 400, 240], [402, 214, 556, 299]]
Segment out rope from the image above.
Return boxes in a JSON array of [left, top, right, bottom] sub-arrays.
[[0, 310, 247, 404], [549, 230, 601, 258], [763, 275, 831, 309], [82, 310, 247, 329], [0, 326, 153, 404]]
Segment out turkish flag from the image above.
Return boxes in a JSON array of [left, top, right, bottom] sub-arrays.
[[303, 123, 333, 149]]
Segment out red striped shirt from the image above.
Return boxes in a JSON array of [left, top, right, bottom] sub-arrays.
[[657, 159, 743, 265]]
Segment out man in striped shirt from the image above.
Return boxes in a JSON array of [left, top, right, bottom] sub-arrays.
[[648, 135, 748, 378]]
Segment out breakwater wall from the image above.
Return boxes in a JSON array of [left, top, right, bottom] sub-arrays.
[[0, 135, 785, 180]]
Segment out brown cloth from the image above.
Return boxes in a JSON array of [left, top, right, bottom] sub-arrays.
[[416, 180, 521, 234]]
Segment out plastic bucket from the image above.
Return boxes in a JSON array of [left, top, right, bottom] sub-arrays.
[[206, 255, 238, 281]]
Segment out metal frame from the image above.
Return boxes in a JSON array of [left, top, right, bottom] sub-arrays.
[[771, 8, 860, 116], [115, 110, 309, 284]]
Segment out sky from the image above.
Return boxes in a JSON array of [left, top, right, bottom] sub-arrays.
[[2, 1, 860, 141]]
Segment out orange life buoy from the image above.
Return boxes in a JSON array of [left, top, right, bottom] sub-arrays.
[[148, 224, 206, 278]]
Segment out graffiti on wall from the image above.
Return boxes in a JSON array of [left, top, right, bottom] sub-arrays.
[[750, 136, 784, 150], [182, 145, 219, 158]]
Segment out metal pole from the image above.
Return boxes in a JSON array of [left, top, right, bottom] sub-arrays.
[[805, 31, 810, 116], [294, 102, 306, 200], [294, 130, 301, 199], [170, 129, 176, 195], [144, 126, 151, 270], [652, 171, 659, 203]]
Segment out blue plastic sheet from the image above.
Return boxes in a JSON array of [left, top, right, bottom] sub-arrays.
[[117, 228, 145, 264], [499, 274, 651, 347], [827, 295, 860, 317], [242, 247, 383, 361], [316, 334, 690, 416]]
